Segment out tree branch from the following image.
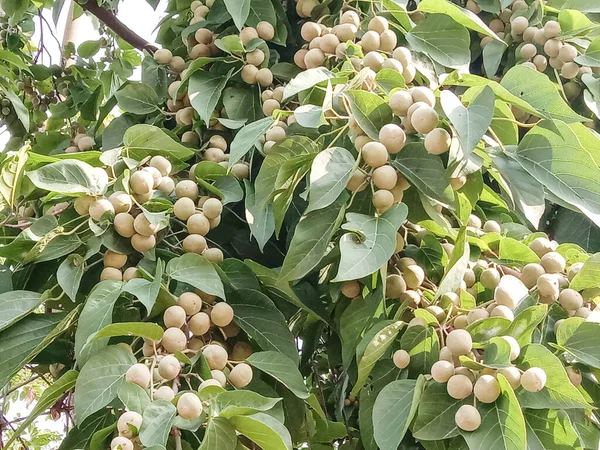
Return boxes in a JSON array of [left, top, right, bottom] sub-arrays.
[[77, 1, 158, 53]]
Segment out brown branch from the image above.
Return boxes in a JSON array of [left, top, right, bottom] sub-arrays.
[[77, 1, 158, 53]]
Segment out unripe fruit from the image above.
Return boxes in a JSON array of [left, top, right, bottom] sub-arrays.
[[154, 48, 173, 64], [379, 30, 397, 52], [500, 335, 520, 361], [559, 288, 583, 310], [183, 234, 207, 254], [89, 198, 114, 221], [203, 344, 228, 370], [240, 27, 259, 46], [467, 308, 489, 324], [190, 311, 211, 335], [392, 349, 410, 369], [154, 385, 175, 401], [520, 44, 537, 61], [381, 58, 403, 72], [455, 405, 481, 432], [447, 374, 473, 399], [101, 267, 122, 281], [403, 265, 425, 289], [544, 39, 562, 58], [150, 155, 172, 176], [108, 191, 132, 214], [174, 197, 196, 221], [362, 142, 388, 168], [203, 247, 224, 263], [114, 213, 135, 238], [521, 367, 547, 392], [544, 20, 561, 39], [162, 327, 187, 353], [495, 275, 528, 309], [378, 124, 406, 154], [195, 28, 213, 45], [176, 180, 199, 201], [229, 362, 254, 387], [203, 198, 223, 219], [529, 237, 552, 257], [126, 363, 150, 388], [561, 62, 579, 79], [389, 90, 414, 117], [142, 166, 163, 189], [129, 171, 153, 196], [386, 274, 407, 298], [431, 360, 454, 383], [78, 136, 95, 151], [533, 54, 548, 71], [480, 268, 501, 289], [74, 196, 94, 215], [446, 329, 472, 356], [410, 105, 438, 134], [111, 436, 134, 450], [179, 292, 202, 315], [372, 165, 398, 190], [511, 16, 529, 35], [256, 21, 275, 40], [104, 250, 127, 269], [363, 51, 384, 71], [454, 315, 469, 329], [157, 177, 175, 195], [424, 128, 451, 155], [558, 43, 577, 62], [117, 411, 143, 438], [360, 30, 380, 53], [516, 263, 543, 291], [134, 214, 158, 237], [473, 374, 501, 403], [341, 280, 361, 298], [372, 189, 394, 211], [482, 220, 501, 233], [187, 213, 210, 236], [131, 234, 156, 253], [497, 366, 521, 389], [540, 251, 566, 273], [304, 48, 326, 69], [211, 302, 234, 328], [158, 354, 181, 380], [566, 366, 582, 386], [164, 305, 187, 328], [177, 392, 203, 420]]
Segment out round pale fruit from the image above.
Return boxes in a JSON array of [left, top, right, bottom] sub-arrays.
[[410, 106, 438, 134], [495, 275, 528, 310], [125, 363, 150, 388], [174, 197, 196, 221], [162, 327, 187, 353], [256, 21, 275, 40], [101, 267, 122, 281], [455, 405, 481, 432], [424, 128, 451, 155], [240, 27, 258, 46], [537, 274, 559, 297], [89, 198, 114, 221], [392, 349, 410, 369], [111, 436, 134, 450], [203, 198, 223, 219], [163, 305, 186, 328], [372, 165, 398, 190], [154, 385, 175, 401], [497, 366, 521, 389], [203, 247, 224, 263], [158, 354, 181, 380], [389, 90, 414, 116], [187, 213, 210, 236], [474, 375, 500, 403], [403, 265, 425, 289], [104, 250, 127, 269], [117, 411, 143, 438], [203, 344, 228, 370], [108, 191, 133, 214], [150, 155, 172, 176], [211, 302, 234, 327], [480, 268, 501, 289], [566, 366, 582, 386], [177, 392, 203, 420], [154, 48, 173, 64], [500, 335, 521, 360], [229, 362, 253, 387], [431, 360, 455, 383], [540, 251, 566, 274], [521, 367, 547, 392], [386, 274, 407, 298], [130, 170, 154, 195], [372, 189, 394, 211], [559, 288, 584, 310], [362, 141, 388, 168], [134, 214, 158, 236], [521, 263, 545, 288], [183, 234, 207, 254], [190, 312, 211, 335], [341, 280, 361, 298], [179, 292, 202, 315], [529, 236, 552, 257], [131, 234, 155, 253], [446, 329, 472, 356], [74, 195, 95, 215], [447, 374, 473, 399], [175, 180, 199, 200]]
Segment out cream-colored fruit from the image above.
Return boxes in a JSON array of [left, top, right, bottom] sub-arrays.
[[346, 169, 367, 192], [495, 275, 528, 309], [256, 21, 275, 40], [341, 280, 361, 298], [183, 234, 207, 254], [447, 374, 473, 399], [446, 329, 472, 356], [176, 180, 199, 200], [154, 385, 175, 401], [480, 268, 501, 289], [566, 366, 582, 386], [111, 436, 134, 450], [473, 374, 500, 403], [187, 213, 211, 236], [392, 349, 410, 369], [521, 263, 545, 288], [379, 30, 397, 52], [126, 363, 150, 388], [104, 250, 127, 269], [231, 342, 253, 361], [78, 136, 95, 151], [179, 292, 202, 315], [511, 16, 529, 34], [211, 302, 234, 327], [497, 366, 521, 389], [203, 344, 228, 370], [482, 220, 501, 233], [203, 247, 224, 263], [174, 197, 196, 221], [431, 360, 455, 383], [108, 191, 132, 214], [537, 273, 559, 297], [529, 236, 552, 257], [559, 288, 583, 310], [229, 363, 254, 387], [521, 367, 547, 392], [154, 48, 173, 64], [203, 198, 223, 219], [372, 165, 398, 190], [455, 405, 481, 432], [89, 198, 114, 221], [389, 90, 414, 117], [301, 22, 320, 41], [386, 274, 407, 298], [379, 124, 406, 154], [134, 214, 158, 236], [131, 234, 156, 253], [362, 141, 388, 168], [360, 30, 380, 53], [403, 265, 425, 289], [123, 267, 139, 282], [162, 327, 187, 353], [540, 251, 566, 274], [256, 68, 273, 87], [74, 195, 95, 215], [157, 176, 175, 195], [544, 20, 561, 38], [240, 27, 259, 46], [158, 354, 181, 380], [372, 189, 394, 211], [177, 392, 203, 420], [424, 128, 451, 155], [190, 312, 211, 335], [150, 155, 172, 176], [410, 105, 438, 134], [501, 335, 521, 361], [164, 305, 187, 328], [304, 48, 326, 69], [100, 267, 122, 281]]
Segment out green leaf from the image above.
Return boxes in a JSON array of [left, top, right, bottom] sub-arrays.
[[223, 85, 262, 123], [417, 0, 503, 41], [2, 0, 28, 23], [460, 374, 526, 450], [574, 35, 600, 67], [74, 345, 136, 425], [4, 370, 78, 449], [413, 382, 468, 441], [352, 321, 405, 396], [514, 120, 600, 227], [344, 90, 393, 140], [88, 322, 164, 344], [334, 204, 408, 281], [279, 197, 346, 281], [213, 176, 243, 205], [75, 280, 124, 365], [570, 252, 600, 291], [483, 337, 512, 368], [560, 321, 600, 369], [505, 305, 547, 346], [244, 180, 275, 252], [500, 66, 586, 123], [124, 260, 164, 315], [213, 390, 281, 418], [215, 35, 244, 54], [230, 413, 292, 450], [0, 312, 73, 388], [467, 317, 512, 343], [59, 409, 114, 450], [400, 325, 440, 378], [229, 116, 275, 167], [139, 400, 177, 447], [247, 352, 310, 399], [283, 68, 335, 100], [89, 424, 117, 450], [57, 254, 85, 302], [561, 0, 600, 11], [498, 237, 540, 266], [27, 160, 107, 196], [374, 69, 405, 94], [166, 253, 225, 298], [228, 289, 298, 363], [306, 147, 355, 213], [118, 382, 151, 414], [525, 409, 583, 450], [391, 143, 452, 204], [373, 378, 425, 450], [189, 69, 233, 125], [516, 344, 591, 409], [440, 86, 495, 158], [1, 87, 30, 131], [115, 82, 160, 114], [199, 417, 237, 450], [406, 14, 470, 69], [223, 0, 250, 30], [78, 39, 103, 58], [435, 227, 469, 300], [123, 124, 195, 161], [0, 290, 42, 331]]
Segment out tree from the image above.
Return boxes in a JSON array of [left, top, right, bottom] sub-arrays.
[[1, 0, 600, 448]]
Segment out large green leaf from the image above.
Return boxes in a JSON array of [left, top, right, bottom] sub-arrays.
[[435, 227, 469, 300], [279, 197, 346, 281], [514, 120, 600, 227], [166, 253, 225, 298], [244, 180, 275, 252], [333, 204, 408, 281], [228, 289, 298, 362], [406, 14, 471, 69], [574, 35, 600, 67], [283, 68, 335, 100], [229, 116, 274, 167], [74, 280, 124, 365], [123, 124, 195, 161], [344, 90, 393, 140], [497, 237, 540, 266], [189, 69, 233, 125], [230, 413, 292, 450], [400, 325, 440, 378], [223, 0, 250, 29], [118, 381, 151, 414], [460, 374, 526, 450], [524, 409, 583, 450], [559, 321, 600, 369], [0, 290, 42, 331], [139, 400, 177, 447], [114, 82, 160, 114], [87, 322, 164, 344], [27, 160, 107, 195], [340, 298, 371, 368], [505, 305, 547, 347], [212, 390, 281, 418], [516, 344, 591, 409], [306, 147, 355, 213], [57, 254, 85, 302], [373, 378, 425, 450], [247, 352, 309, 399], [412, 382, 468, 441], [123, 259, 164, 315], [199, 417, 237, 450], [500, 66, 586, 123], [569, 252, 600, 291], [59, 409, 114, 450], [74, 345, 136, 425], [223, 85, 262, 122]]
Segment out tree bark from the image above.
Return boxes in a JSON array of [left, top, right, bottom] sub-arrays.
[[61, 1, 79, 66], [77, 1, 158, 53]]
